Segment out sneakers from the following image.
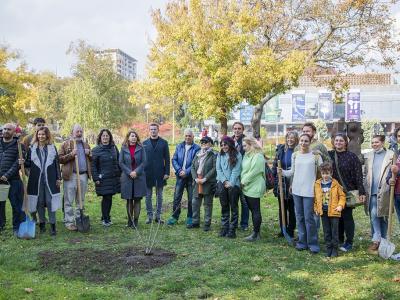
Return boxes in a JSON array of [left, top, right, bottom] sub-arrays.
[[186, 217, 193, 226], [244, 231, 261, 242], [154, 218, 164, 224], [219, 228, 228, 237], [66, 224, 77, 231], [339, 242, 353, 252], [167, 217, 178, 225], [226, 230, 236, 239], [145, 218, 153, 224], [368, 242, 380, 254], [187, 223, 200, 229], [102, 220, 111, 227], [50, 224, 56, 236]]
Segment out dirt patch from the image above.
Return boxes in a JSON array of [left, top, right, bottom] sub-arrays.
[[38, 247, 176, 283]]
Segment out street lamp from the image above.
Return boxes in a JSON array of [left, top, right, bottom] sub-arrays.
[[144, 104, 150, 123]]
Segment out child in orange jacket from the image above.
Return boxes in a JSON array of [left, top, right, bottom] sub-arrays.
[[314, 162, 346, 257]]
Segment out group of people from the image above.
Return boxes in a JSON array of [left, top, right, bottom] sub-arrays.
[[0, 118, 399, 257]]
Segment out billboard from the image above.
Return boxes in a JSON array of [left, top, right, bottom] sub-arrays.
[[318, 91, 333, 121], [292, 91, 305, 122], [240, 104, 254, 125], [346, 90, 361, 121]]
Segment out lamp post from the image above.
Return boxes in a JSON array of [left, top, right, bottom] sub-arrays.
[[144, 104, 150, 123]]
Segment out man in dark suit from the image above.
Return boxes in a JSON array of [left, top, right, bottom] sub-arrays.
[[143, 123, 170, 223]]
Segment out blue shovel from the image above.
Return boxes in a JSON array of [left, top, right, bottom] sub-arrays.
[[17, 141, 36, 239]]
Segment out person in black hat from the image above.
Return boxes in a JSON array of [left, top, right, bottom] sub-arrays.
[[188, 136, 217, 231]]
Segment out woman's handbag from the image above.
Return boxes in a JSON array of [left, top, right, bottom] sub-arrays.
[[334, 152, 363, 208]]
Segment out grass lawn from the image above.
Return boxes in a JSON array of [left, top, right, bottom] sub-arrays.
[[1, 179, 400, 300]]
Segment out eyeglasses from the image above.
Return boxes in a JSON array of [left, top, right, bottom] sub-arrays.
[[36, 123, 45, 127], [200, 141, 208, 145]]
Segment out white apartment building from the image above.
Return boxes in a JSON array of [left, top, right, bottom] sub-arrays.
[[97, 49, 137, 80]]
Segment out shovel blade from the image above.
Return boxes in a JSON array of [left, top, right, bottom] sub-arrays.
[[17, 216, 36, 239], [379, 238, 396, 259], [77, 214, 90, 233]]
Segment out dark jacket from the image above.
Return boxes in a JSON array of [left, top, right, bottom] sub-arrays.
[[232, 134, 245, 156], [0, 138, 21, 181], [25, 144, 62, 212], [92, 144, 121, 196], [191, 150, 217, 197], [272, 144, 293, 199], [143, 137, 170, 188], [172, 142, 200, 178], [119, 144, 147, 199]]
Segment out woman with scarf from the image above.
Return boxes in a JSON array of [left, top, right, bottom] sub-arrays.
[[241, 137, 266, 241], [119, 130, 147, 228], [364, 135, 394, 254], [272, 131, 298, 239], [91, 129, 121, 227], [216, 136, 242, 238], [328, 133, 366, 252], [188, 136, 217, 231], [25, 126, 61, 236]]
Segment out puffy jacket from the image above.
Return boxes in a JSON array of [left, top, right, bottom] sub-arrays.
[[92, 144, 121, 196], [0, 138, 21, 181], [314, 179, 346, 217], [172, 142, 200, 177], [241, 152, 266, 198]]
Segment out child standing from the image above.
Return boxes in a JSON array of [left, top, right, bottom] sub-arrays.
[[314, 162, 346, 257]]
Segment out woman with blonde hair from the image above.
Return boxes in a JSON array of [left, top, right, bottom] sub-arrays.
[[119, 129, 147, 228], [240, 137, 266, 241], [25, 126, 62, 236]]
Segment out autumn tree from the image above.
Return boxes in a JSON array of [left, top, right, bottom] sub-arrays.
[[0, 45, 37, 124], [62, 40, 134, 136]]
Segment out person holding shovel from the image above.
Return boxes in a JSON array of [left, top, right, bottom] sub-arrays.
[[119, 129, 147, 229], [23, 127, 61, 236], [0, 123, 24, 235], [364, 135, 394, 254], [59, 124, 91, 231]]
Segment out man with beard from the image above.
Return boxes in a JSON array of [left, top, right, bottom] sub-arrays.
[[0, 123, 24, 235], [59, 124, 92, 231]]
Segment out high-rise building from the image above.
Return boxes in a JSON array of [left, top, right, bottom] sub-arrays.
[[97, 49, 137, 80]]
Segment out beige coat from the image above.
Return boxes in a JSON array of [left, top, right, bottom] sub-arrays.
[[363, 149, 394, 217]]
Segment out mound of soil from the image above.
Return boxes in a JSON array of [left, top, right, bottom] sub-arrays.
[[38, 247, 176, 283]]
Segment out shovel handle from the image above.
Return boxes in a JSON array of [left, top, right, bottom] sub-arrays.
[[73, 140, 84, 210], [17, 141, 29, 215], [388, 154, 398, 240], [277, 160, 287, 227]]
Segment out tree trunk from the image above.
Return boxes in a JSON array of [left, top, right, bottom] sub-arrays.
[[251, 93, 276, 138], [219, 115, 228, 136]]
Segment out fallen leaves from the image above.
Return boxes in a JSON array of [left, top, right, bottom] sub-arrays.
[[251, 275, 262, 282], [24, 288, 33, 293]]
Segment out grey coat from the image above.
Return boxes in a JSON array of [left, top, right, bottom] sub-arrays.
[[363, 149, 394, 217], [119, 144, 147, 199], [191, 150, 217, 197]]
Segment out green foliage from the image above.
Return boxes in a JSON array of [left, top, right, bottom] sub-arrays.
[[314, 119, 329, 141], [62, 41, 134, 135], [362, 119, 381, 145]]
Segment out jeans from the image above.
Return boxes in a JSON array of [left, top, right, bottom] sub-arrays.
[[339, 207, 355, 245], [369, 195, 388, 242], [394, 194, 400, 223], [146, 185, 164, 219], [277, 194, 296, 237], [172, 177, 193, 220], [101, 194, 113, 222], [220, 185, 240, 231], [293, 194, 319, 252], [244, 196, 262, 233], [321, 211, 339, 251], [192, 194, 214, 226], [239, 192, 249, 229]]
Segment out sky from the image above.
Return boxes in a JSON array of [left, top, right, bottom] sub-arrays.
[[1, 0, 399, 78], [0, 0, 167, 78]]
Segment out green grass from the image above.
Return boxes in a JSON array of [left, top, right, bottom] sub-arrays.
[[1, 179, 400, 300]]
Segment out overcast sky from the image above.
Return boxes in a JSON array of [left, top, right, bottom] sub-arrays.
[[1, 0, 399, 78], [0, 0, 167, 78]]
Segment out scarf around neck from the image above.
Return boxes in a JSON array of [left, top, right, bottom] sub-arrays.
[[197, 147, 212, 175]]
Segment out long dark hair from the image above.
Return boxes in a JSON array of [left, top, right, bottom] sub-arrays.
[[96, 129, 115, 145], [220, 141, 238, 167]]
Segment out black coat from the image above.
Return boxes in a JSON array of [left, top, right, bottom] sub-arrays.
[[143, 137, 170, 188], [91, 144, 121, 196], [272, 144, 292, 199], [25, 144, 62, 212], [119, 144, 147, 199], [0, 138, 21, 181]]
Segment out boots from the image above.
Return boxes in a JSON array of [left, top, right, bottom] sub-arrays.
[[226, 229, 236, 239], [127, 218, 133, 228], [39, 222, 46, 233], [330, 248, 338, 258], [133, 219, 139, 229], [244, 231, 261, 242], [219, 228, 228, 237], [50, 224, 56, 236]]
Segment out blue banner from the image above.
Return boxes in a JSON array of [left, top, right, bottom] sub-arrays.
[[292, 93, 305, 122]]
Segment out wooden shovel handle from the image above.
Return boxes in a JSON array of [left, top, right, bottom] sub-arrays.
[[278, 160, 286, 227], [73, 140, 83, 210]]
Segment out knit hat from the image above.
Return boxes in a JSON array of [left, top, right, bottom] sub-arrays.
[[220, 136, 235, 148]]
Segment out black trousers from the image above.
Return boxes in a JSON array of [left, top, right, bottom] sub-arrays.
[[219, 185, 240, 230], [322, 211, 339, 250], [245, 196, 262, 233], [338, 207, 354, 245], [101, 195, 113, 222], [0, 201, 5, 228], [277, 194, 296, 237]]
